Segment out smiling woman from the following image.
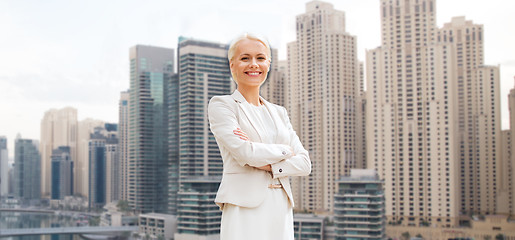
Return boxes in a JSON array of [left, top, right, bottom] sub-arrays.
[[228, 35, 272, 102], [208, 33, 311, 240]]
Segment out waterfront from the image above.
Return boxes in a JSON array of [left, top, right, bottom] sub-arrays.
[[0, 211, 89, 240]]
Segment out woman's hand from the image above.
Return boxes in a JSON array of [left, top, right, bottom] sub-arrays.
[[255, 164, 272, 172], [233, 128, 250, 141]]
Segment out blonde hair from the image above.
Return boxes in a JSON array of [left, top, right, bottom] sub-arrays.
[[227, 33, 272, 62]]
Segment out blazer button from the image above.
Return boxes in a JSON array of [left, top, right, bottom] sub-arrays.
[[282, 151, 287, 155], [279, 169, 283, 173]]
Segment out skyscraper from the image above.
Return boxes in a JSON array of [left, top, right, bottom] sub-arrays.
[[367, 0, 460, 227], [499, 78, 515, 216], [51, 146, 74, 200], [77, 118, 105, 198], [118, 90, 129, 201], [499, 129, 512, 215], [88, 125, 119, 209], [14, 136, 41, 200], [167, 73, 179, 214], [287, 0, 362, 212], [176, 38, 230, 180], [0, 136, 7, 196], [173, 37, 231, 239], [259, 50, 285, 106], [128, 45, 173, 213], [104, 124, 119, 204], [89, 127, 107, 209], [438, 16, 501, 216], [40, 107, 78, 198]]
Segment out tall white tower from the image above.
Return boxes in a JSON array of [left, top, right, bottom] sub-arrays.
[[287, 0, 362, 212], [367, 0, 460, 227]]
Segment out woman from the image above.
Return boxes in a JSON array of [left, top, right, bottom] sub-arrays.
[[208, 33, 311, 240]]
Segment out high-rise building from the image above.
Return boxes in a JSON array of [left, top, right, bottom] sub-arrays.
[[0, 136, 8, 196], [40, 107, 78, 198], [334, 169, 385, 240], [499, 78, 515, 215], [176, 37, 230, 180], [167, 73, 179, 214], [438, 16, 501, 216], [259, 50, 285, 106], [88, 125, 119, 209], [118, 90, 129, 201], [173, 37, 231, 240], [51, 146, 74, 200], [128, 45, 173, 213], [14, 136, 41, 200], [499, 129, 512, 215], [89, 127, 107, 209], [367, 0, 460, 227], [77, 118, 105, 198], [356, 62, 367, 170], [287, 0, 362, 212], [104, 124, 119, 204]]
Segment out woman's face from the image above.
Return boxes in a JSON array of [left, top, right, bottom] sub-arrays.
[[230, 38, 271, 89]]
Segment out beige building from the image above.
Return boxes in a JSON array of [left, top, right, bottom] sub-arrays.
[[40, 107, 78, 198], [499, 129, 512, 215], [76, 118, 104, 198], [386, 215, 515, 240], [439, 16, 501, 216], [260, 56, 285, 107], [499, 79, 515, 215], [287, 0, 362, 213], [366, 0, 460, 227]]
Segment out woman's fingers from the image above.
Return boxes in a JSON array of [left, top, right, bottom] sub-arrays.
[[233, 128, 249, 141]]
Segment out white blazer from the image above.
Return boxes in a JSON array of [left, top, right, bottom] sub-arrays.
[[208, 90, 311, 209]]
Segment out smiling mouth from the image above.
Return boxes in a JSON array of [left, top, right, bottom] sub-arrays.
[[245, 71, 262, 76]]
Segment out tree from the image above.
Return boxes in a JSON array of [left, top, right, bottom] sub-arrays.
[[416, 233, 423, 239], [495, 234, 505, 240], [401, 232, 410, 240], [117, 200, 131, 212], [88, 216, 100, 226]]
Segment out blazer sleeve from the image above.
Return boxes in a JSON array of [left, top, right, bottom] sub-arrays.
[[270, 107, 311, 178], [208, 96, 293, 167]]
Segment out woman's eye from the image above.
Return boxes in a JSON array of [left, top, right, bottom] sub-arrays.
[[241, 57, 249, 61], [258, 57, 266, 60]]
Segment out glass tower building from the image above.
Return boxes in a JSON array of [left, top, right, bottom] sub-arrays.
[[51, 146, 73, 200], [14, 137, 41, 200], [173, 37, 231, 240], [128, 45, 174, 213]]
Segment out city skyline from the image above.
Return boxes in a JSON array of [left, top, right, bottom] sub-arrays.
[[1, 0, 514, 158]]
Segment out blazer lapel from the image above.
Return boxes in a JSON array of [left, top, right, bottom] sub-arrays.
[[262, 99, 287, 144], [231, 90, 263, 142]]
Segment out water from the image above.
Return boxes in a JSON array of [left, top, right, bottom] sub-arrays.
[[0, 211, 87, 240]]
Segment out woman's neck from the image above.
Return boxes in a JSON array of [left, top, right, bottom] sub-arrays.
[[238, 86, 261, 106]]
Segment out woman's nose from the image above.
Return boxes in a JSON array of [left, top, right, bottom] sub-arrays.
[[249, 58, 258, 67]]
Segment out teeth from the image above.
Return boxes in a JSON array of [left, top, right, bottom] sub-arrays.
[[248, 72, 260, 76]]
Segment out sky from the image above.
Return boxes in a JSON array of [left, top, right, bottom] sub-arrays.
[[1, 0, 514, 159]]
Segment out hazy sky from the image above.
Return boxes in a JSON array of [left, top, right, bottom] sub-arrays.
[[1, 0, 514, 158]]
